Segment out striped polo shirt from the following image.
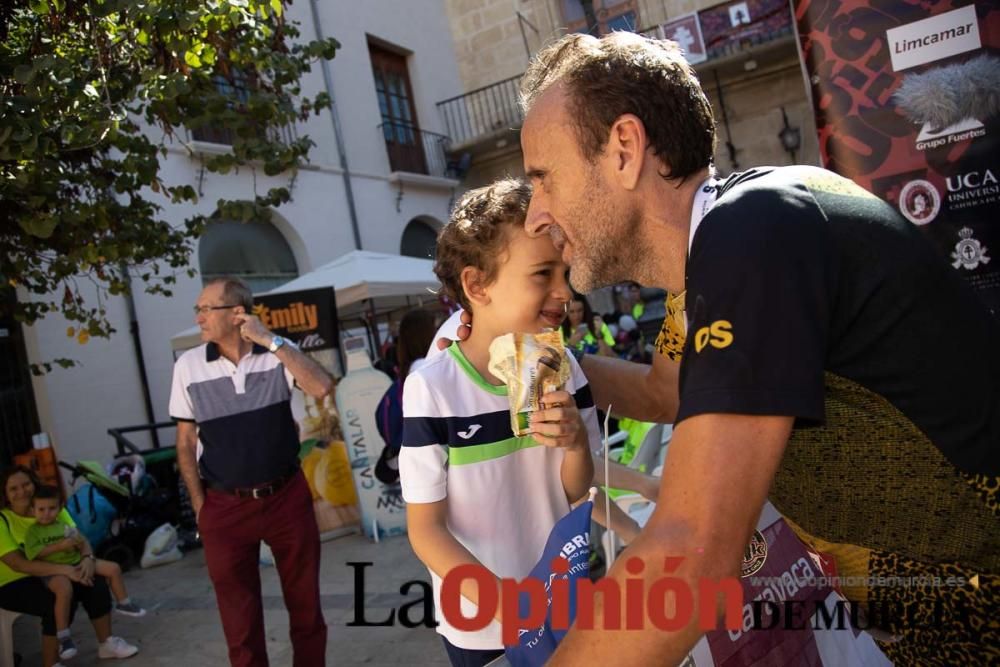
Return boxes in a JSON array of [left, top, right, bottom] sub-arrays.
[[169, 342, 299, 487], [400, 342, 600, 649]]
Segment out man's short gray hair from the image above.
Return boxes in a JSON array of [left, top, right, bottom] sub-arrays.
[[206, 277, 254, 312]]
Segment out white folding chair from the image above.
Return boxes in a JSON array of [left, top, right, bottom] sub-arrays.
[[0, 609, 20, 667]]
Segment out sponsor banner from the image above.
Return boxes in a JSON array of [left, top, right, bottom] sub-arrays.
[[335, 336, 407, 540], [256, 287, 359, 536], [699, 0, 792, 60], [886, 5, 981, 71], [681, 503, 892, 666], [662, 13, 708, 64], [505, 498, 593, 666], [794, 0, 1000, 317], [253, 287, 339, 352]]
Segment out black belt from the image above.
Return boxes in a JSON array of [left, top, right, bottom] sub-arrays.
[[204, 470, 298, 499]]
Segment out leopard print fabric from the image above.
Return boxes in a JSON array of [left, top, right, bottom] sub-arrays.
[[653, 309, 1000, 663], [653, 291, 686, 362], [866, 550, 999, 666], [962, 471, 999, 516]]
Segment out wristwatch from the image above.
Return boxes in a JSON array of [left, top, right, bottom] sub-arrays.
[[268, 335, 286, 353]]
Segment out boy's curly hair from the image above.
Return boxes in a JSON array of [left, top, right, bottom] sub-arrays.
[[435, 178, 531, 311]]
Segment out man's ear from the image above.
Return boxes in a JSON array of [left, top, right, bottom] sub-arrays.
[[606, 114, 647, 190], [460, 266, 491, 308]]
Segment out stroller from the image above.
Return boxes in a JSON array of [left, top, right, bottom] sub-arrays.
[[59, 457, 178, 571]]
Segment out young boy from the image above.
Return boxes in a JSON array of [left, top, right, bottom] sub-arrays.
[[24, 486, 146, 660], [400, 178, 599, 666]]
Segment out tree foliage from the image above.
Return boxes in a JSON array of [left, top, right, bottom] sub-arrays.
[[0, 0, 338, 371]]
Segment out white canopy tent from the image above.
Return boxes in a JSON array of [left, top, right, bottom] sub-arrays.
[[170, 250, 441, 352]]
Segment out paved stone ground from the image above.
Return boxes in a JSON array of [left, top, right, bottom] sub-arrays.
[[12, 531, 450, 666]]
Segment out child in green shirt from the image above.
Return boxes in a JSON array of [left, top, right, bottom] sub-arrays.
[[25, 485, 146, 660]]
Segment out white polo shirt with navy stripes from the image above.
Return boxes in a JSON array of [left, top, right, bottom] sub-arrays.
[[400, 341, 601, 650], [169, 342, 299, 488]]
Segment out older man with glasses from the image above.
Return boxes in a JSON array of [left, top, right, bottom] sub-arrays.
[[169, 277, 334, 667]]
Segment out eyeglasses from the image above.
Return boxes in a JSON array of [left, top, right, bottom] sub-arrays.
[[193, 304, 239, 315]]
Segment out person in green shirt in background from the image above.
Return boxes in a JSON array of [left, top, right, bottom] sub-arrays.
[[608, 281, 645, 322], [561, 292, 616, 357], [24, 486, 147, 660], [0, 466, 138, 666]]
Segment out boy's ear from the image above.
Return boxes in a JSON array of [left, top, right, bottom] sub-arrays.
[[460, 266, 491, 308]]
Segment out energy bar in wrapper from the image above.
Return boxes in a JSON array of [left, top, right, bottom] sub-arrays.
[[488, 331, 571, 436]]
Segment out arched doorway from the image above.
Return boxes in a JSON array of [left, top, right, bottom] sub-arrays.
[[198, 219, 299, 293], [400, 217, 440, 259]]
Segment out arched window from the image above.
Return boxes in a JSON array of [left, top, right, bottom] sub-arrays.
[[400, 217, 439, 259], [198, 219, 298, 293]]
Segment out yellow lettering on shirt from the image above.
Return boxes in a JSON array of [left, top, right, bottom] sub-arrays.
[[694, 320, 733, 352]]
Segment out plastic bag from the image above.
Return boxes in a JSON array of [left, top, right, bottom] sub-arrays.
[[140, 523, 183, 569]]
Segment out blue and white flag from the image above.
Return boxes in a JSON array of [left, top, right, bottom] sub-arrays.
[[505, 489, 595, 667]]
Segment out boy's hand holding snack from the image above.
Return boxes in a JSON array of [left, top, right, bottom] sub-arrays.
[[488, 331, 572, 436], [529, 390, 588, 451]]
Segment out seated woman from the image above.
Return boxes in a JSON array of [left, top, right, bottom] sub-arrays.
[[561, 292, 616, 357], [0, 466, 138, 666]]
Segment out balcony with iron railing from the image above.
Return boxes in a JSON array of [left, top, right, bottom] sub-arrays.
[[435, 75, 522, 153], [436, 14, 795, 152], [190, 120, 299, 148], [377, 120, 461, 180]]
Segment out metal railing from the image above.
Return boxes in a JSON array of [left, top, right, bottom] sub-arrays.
[[436, 74, 523, 148], [434, 16, 792, 150], [706, 23, 794, 61], [190, 120, 299, 147], [377, 121, 451, 178], [108, 422, 177, 456]]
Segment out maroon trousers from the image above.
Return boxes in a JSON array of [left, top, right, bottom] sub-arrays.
[[200, 471, 326, 667]]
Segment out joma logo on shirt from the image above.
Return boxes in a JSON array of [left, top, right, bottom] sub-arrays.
[[694, 320, 733, 352]]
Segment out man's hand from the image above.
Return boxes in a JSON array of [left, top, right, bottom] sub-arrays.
[[176, 420, 206, 534], [234, 313, 273, 347], [234, 312, 334, 397], [436, 310, 471, 350]]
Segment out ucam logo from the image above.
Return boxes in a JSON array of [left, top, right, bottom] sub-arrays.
[[899, 179, 941, 226], [457, 424, 482, 440], [694, 320, 733, 353], [946, 169, 997, 192]]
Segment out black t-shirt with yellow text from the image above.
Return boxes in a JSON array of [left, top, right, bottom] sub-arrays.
[[659, 166, 998, 664]]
